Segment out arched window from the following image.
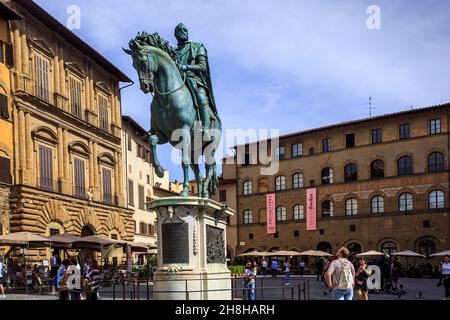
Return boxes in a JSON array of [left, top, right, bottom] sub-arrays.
[[398, 156, 413, 176], [417, 239, 436, 257], [428, 152, 444, 172], [371, 196, 384, 214], [344, 163, 357, 182], [292, 173, 304, 189], [293, 204, 304, 220], [275, 176, 286, 191], [347, 242, 362, 256], [399, 193, 413, 212], [317, 242, 332, 253], [258, 178, 269, 193], [243, 180, 252, 195], [380, 241, 397, 256], [322, 200, 333, 217], [321, 167, 333, 184], [429, 190, 444, 209], [345, 198, 358, 216], [370, 160, 384, 179], [276, 206, 286, 221], [243, 210, 253, 224]]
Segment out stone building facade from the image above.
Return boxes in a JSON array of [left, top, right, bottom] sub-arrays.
[[228, 103, 450, 259], [0, 3, 22, 244], [6, 0, 134, 259]]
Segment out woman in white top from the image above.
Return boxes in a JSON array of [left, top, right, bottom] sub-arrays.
[[441, 255, 450, 300]]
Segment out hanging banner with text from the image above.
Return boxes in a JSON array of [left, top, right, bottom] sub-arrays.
[[266, 193, 276, 234], [306, 188, 317, 231]]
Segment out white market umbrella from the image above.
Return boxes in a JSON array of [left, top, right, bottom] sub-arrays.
[[429, 250, 450, 257], [298, 250, 332, 257], [267, 250, 302, 257], [238, 250, 271, 257], [356, 250, 389, 257], [392, 250, 425, 258]]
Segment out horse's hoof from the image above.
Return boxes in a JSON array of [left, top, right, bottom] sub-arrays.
[[201, 192, 209, 198], [180, 190, 189, 197]]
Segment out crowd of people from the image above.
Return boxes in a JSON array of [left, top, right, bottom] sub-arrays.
[[242, 251, 450, 301]]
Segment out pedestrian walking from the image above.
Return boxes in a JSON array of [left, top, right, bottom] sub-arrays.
[[0, 257, 6, 298], [355, 257, 371, 300], [299, 260, 305, 277], [284, 260, 291, 285], [261, 259, 267, 276], [316, 257, 325, 282], [439, 255, 450, 300], [325, 247, 355, 300], [86, 259, 101, 300], [57, 259, 69, 301], [244, 262, 256, 300], [271, 259, 278, 278], [69, 258, 81, 300], [50, 254, 59, 295]]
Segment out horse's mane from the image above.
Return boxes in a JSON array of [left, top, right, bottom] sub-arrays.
[[134, 32, 178, 64]]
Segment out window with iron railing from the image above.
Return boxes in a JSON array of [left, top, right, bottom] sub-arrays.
[[70, 77, 83, 119], [35, 55, 50, 102]]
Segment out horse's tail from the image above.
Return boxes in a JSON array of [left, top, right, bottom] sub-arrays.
[[207, 162, 218, 196]]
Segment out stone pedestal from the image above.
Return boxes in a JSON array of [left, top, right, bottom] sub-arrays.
[[147, 197, 234, 300]]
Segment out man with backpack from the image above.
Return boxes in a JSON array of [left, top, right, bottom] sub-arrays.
[[325, 247, 355, 300]]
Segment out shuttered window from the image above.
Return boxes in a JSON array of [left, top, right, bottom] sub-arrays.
[[128, 179, 134, 206], [70, 77, 82, 118], [148, 224, 153, 235], [0, 94, 8, 120], [39, 146, 53, 191], [138, 185, 145, 210], [0, 157, 12, 184], [5, 43, 13, 67], [140, 222, 147, 235], [102, 168, 112, 204], [74, 158, 85, 197], [35, 55, 50, 101], [98, 95, 109, 131]]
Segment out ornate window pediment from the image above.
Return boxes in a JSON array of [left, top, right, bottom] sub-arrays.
[[29, 38, 56, 59], [68, 141, 90, 157], [32, 127, 58, 145], [98, 152, 116, 166], [65, 62, 86, 79], [95, 81, 112, 95]]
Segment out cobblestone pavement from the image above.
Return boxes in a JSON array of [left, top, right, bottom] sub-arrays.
[[1, 276, 446, 300]]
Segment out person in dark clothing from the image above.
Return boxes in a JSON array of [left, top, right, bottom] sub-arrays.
[[355, 257, 371, 300], [316, 258, 325, 281]]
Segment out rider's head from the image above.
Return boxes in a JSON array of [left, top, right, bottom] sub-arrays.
[[175, 23, 189, 44]]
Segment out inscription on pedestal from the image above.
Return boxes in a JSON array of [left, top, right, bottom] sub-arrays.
[[162, 223, 189, 264], [206, 225, 226, 263]]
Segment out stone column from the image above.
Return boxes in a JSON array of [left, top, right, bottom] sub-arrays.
[[117, 150, 124, 201], [53, 54, 60, 95], [89, 66, 95, 123], [18, 109, 25, 172], [88, 140, 94, 188], [25, 112, 33, 171], [57, 127, 64, 181], [85, 62, 91, 122], [59, 47, 66, 109], [13, 29, 22, 74], [20, 31, 29, 75], [62, 128, 69, 193], [93, 142, 98, 187], [114, 151, 120, 205], [13, 107, 20, 180]]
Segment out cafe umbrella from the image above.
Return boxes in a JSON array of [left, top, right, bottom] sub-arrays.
[[0, 232, 51, 294]]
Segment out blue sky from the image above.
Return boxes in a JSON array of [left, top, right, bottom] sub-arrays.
[[37, 0, 450, 181]]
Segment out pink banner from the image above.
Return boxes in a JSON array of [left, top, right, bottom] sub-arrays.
[[266, 193, 276, 234], [306, 188, 317, 231]]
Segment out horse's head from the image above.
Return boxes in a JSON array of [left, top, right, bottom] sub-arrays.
[[123, 38, 158, 94]]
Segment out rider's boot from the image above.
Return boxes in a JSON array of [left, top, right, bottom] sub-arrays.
[[200, 103, 211, 141]]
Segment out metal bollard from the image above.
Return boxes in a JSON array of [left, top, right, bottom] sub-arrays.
[[297, 283, 301, 300], [291, 286, 294, 300], [113, 281, 116, 300], [122, 276, 126, 300], [185, 280, 189, 300], [146, 279, 150, 300]]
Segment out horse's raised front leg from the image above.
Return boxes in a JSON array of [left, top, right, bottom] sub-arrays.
[[180, 128, 191, 197], [147, 132, 166, 178]]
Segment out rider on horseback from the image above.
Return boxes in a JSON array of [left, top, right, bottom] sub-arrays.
[[174, 23, 218, 141]]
